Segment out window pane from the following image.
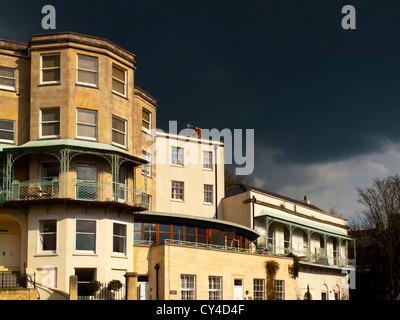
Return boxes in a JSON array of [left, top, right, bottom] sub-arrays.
[[42, 69, 60, 82], [0, 78, 15, 87], [42, 123, 60, 136], [198, 228, 206, 236], [113, 79, 125, 95], [112, 65, 125, 81], [42, 109, 60, 122], [42, 234, 56, 251], [77, 109, 97, 124], [42, 55, 60, 68], [142, 110, 150, 122], [112, 131, 125, 146], [144, 223, 156, 231], [186, 227, 195, 234], [76, 164, 97, 181], [77, 70, 97, 85], [173, 225, 183, 233], [77, 124, 97, 138], [41, 220, 57, 232], [0, 120, 14, 131], [41, 162, 59, 180], [76, 220, 96, 233], [158, 232, 170, 242], [0, 131, 13, 142], [159, 224, 170, 232], [76, 234, 95, 251], [186, 235, 195, 243], [112, 117, 126, 132], [113, 223, 126, 236], [113, 236, 126, 253], [173, 233, 183, 241], [144, 232, 156, 242], [78, 55, 97, 71], [0, 66, 15, 78]]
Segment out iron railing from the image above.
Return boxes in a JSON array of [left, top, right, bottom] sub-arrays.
[[0, 272, 28, 288], [5, 179, 148, 208], [133, 239, 355, 268], [78, 282, 126, 300]]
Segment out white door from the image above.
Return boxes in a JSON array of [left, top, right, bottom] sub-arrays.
[[137, 281, 150, 300], [234, 279, 243, 300], [0, 234, 20, 267]]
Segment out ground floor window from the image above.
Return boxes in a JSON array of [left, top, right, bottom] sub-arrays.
[[181, 274, 196, 300], [253, 278, 265, 300], [75, 268, 96, 297], [208, 276, 222, 300], [274, 280, 285, 300]]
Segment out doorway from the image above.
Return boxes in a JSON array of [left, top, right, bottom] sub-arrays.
[[234, 278, 243, 300]]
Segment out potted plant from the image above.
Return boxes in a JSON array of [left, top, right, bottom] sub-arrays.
[[107, 279, 123, 300], [86, 280, 101, 299]]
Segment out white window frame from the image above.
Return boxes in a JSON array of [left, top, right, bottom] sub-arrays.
[[275, 280, 285, 300], [142, 109, 151, 134], [0, 66, 16, 91], [76, 108, 98, 141], [112, 221, 128, 257], [37, 216, 58, 254], [202, 151, 213, 170], [171, 181, 184, 201], [181, 274, 196, 300], [171, 146, 184, 166], [112, 63, 127, 97], [74, 218, 97, 254], [40, 53, 60, 85], [40, 108, 60, 139], [141, 150, 152, 177], [111, 115, 127, 148], [253, 278, 265, 300], [204, 184, 213, 204], [208, 276, 222, 300], [0, 119, 15, 144], [76, 54, 98, 87]]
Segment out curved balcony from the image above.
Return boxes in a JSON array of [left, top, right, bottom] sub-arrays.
[[1, 179, 148, 209]]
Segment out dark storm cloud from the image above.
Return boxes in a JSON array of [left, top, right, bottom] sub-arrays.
[[2, 0, 400, 167]]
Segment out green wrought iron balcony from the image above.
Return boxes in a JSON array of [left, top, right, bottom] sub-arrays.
[[263, 244, 356, 269], [0, 178, 148, 209]]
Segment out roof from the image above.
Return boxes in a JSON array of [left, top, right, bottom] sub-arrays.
[[225, 183, 323, 212], [0, 139, 147, 165], [134, 211, 260, 240]]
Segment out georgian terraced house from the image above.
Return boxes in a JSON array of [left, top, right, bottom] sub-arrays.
[[0, 32, 355, 300]]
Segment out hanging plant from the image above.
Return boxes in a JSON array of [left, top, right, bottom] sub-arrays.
[[266, 260, 280, 300], [287, 253, 300, 279]]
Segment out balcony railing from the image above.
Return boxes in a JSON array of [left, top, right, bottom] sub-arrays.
[[3, 179, 148, 209], [264, 244, 356, 268]]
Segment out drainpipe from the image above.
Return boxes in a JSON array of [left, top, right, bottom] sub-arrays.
[[252, 196, 256, 230], [214, 145, 218, 219], [154, 263, 160, 300]]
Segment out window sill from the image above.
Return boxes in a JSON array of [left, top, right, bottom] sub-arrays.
[[111, 254, 128, 259], [38, 82, 61, 87], [73, 252, 98, 256], [34, 253, 58, 257], [76, 83, 99, 89], [112, 90, 128, 100], [171, 198, 184, 202]]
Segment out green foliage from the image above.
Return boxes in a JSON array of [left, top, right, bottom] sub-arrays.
[[266, 260, 280, 300], [86, 280, 101, 295], [287, 253, 300, 279], [107, 279, 123, 292]]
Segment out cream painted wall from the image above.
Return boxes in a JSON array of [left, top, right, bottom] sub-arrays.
[[155, 133, 224, 219], [26, 204, 134, 297], [134, 244, 297, 300]]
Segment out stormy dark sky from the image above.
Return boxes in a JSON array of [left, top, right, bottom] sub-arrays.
[[2, 0, 400, 220]]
